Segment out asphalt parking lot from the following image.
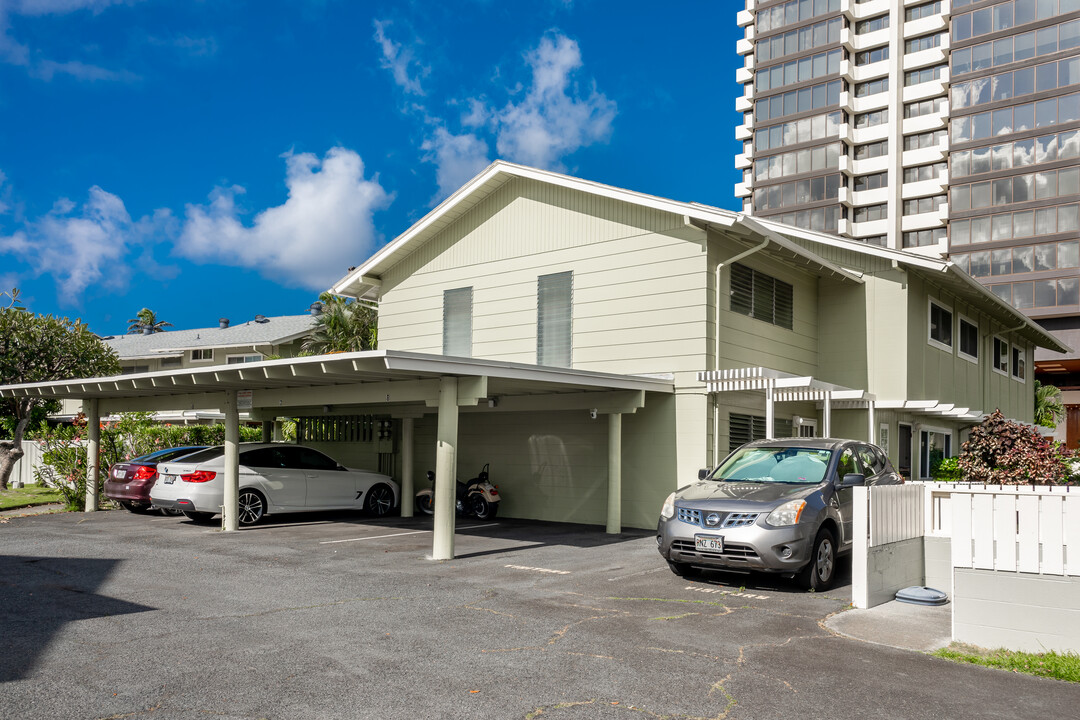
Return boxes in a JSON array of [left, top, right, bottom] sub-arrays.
[[2, 510, 1077, 719]]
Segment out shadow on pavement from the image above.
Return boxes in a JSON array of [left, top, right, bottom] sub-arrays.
[[0, 555, 155, 683], [679, 555, 854, 597]]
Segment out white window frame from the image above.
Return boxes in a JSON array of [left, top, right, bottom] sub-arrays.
[[919, 425, 953, 480], [992, 336, 1009, 376], [442, 287, 474, 358], [190, 348, 214, 362], [927, 299, 953, 352], [797, 418, 818, 437], [957, 313, 979, 364], [226, 353, 264, 365], [1011, 344, 1027, 382], [537, 271, 573, 368]]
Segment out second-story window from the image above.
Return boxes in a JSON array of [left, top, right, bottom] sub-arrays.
[[537, 272, 572, 367], [929, 300, 953, 349], [443, 287, 474, 358]]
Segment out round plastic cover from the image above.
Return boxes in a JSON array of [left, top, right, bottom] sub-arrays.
[[895, 586, 948, 606]]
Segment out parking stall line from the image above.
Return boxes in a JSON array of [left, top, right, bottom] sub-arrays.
[[319, 530, 430, 545], [317, 523, 499, 545]]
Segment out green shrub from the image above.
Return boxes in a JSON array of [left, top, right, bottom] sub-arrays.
[[958, 410, 1074, 485], [930, 456, 962, 482]]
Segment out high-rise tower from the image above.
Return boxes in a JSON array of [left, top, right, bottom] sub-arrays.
[[737, 0, 1080, 305]]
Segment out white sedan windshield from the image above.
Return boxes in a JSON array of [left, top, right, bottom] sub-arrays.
[[712, 447, 832, 484]]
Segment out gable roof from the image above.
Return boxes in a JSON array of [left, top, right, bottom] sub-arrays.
[[331, 160, 1068, 354], [104, 314, 317, 360]]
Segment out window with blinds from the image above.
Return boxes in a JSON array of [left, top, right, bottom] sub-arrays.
[[728, 413, 794, 452], [442, 287, 473, 357], [537, 271, 572, 367], [730, 263, 794, 330]]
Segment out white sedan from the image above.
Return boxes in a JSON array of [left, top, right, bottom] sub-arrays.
[[149, 443, 399, 526]]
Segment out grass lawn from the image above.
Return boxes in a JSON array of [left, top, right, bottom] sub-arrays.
[[934, 644, 1080, 683], [0, 484, 63, 511]]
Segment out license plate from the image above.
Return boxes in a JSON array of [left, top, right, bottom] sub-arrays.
[[161, 474, 176, 485], [114, 469, 126, 479], [694, 534, 724, 552]]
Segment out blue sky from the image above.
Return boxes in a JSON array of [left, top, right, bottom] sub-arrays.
[[0, 0, 742, 335]]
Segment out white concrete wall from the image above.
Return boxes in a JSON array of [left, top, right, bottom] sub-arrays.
[[953, 570, 1080, 654]]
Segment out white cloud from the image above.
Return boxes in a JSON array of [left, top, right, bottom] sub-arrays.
[[0, 0, 138, 80], [460, 97, 488, 128], [412, 31, 615, 203], [421, 128, 491, 200], [372, 19, 428, 96], [0, 185, 152, 297], [493, 33, 616, 170], [0, 169, 10, 215], [177, 147, 392, 291], [9, 1, 129, 13], [32, 58, 138, 82]]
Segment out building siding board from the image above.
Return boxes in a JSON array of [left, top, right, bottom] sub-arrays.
[[378, 178, 711, 374], [905, 273, 1033, 421], [407, 399, 674, 530], [717, 255, 819, 377]]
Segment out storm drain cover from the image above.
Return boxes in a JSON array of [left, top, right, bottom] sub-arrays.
[[895, 586, 948, 606]]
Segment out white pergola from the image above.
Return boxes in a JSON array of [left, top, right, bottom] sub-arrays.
[[698, 366, 991, 439], [698, 367, 878, 438], [0, 350, 674, 560]]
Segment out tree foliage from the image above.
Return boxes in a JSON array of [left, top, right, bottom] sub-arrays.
[[1034, 380, 1065, 430], [126, 307, 172, 334], [301, 292, 377, 355], [0, 292, 122, 489], [958, 409, 1073, 485]]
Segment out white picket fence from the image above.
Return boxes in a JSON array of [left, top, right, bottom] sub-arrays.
[[948, 485, 1079, 576], [8, 440, 48, 487]]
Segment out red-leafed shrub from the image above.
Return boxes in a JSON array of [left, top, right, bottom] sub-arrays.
[[958, 410, 1073, 485]]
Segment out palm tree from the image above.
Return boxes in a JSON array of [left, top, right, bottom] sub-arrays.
[[1034, 380, 1065, 429], [126, 308, 173, 335], [301, 293, 377, 355]]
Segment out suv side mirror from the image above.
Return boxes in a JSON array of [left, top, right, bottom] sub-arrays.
[[698, 467, 711, 480], [840, 473, 866, 488]]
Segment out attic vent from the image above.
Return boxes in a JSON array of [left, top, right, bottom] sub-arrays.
[[219, 318, 230, 329], [254, 315, 269, 324]]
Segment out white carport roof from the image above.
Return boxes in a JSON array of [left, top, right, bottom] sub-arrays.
[[0, 351, 673, 555], [0, 349, 674, 415]]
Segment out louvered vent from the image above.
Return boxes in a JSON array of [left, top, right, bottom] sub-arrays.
[[730, 263, 793, 331]]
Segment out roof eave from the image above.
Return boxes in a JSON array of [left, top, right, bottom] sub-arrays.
[[942, 265, 1070, 353]]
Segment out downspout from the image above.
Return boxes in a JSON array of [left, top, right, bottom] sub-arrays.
[[711, 224, 771, 464]]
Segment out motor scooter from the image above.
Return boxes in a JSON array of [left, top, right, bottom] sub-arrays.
[[415, 463, 500, 520]]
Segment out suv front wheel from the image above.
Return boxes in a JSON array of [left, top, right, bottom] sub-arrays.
[[797, 527, 836, 591]]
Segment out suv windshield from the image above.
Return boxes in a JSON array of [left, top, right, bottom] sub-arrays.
[[710, 446, 833, 484]]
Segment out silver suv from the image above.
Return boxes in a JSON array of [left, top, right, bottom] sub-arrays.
[[656, 438, 901, 590]]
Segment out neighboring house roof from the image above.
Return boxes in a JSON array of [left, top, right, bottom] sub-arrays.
[[332, 160, 1068, 354], [104, 314, 317, 360]]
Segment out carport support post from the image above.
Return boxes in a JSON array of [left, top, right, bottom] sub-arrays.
[[765, 385, 775, 440], [222, 389, 240, 532], [867, 401, 876, 444], [432, 377, 458, 560], [606, 413, 622, 534], [261, 420, 273, 443], [84, 398, 100, 513], [823, 391, 832, 438], [401, 418, 414, 518]]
